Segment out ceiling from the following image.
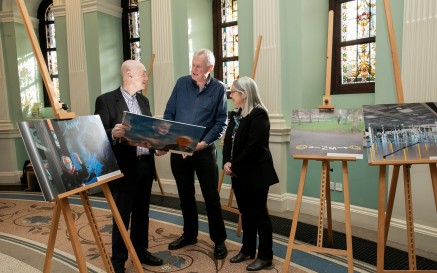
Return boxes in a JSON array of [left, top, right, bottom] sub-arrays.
[[363, 102, 437, 129]]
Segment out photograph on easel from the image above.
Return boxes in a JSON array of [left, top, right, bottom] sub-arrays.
[[363, 102, 437, 163], [121, 111, 206, 156], [290, 108, 364, 158], [18, 115, 121, 201]]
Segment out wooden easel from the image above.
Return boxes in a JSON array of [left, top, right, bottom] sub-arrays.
[[371, 160, 437, 273], [16, 0, 75, 120], [16, 0, 146, 271], [141, 53, 164, 195], [370, 1, 437, 272], [282, 155, 356, 273], [43, 176, 144, 273], [218, 35, 263, 236]]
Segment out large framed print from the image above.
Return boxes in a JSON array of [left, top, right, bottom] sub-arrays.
[[363, 102, 437, 163], [290, 108, 364, 159], [121, 111, 206, 156], [18, 115, 121, 201]]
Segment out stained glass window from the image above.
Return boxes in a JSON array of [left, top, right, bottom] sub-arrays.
[[18, 53, 40, 118], [38, 0, 60, 108], [331, 0, 376, 94], [213, 0, 239, 91], [122, 0, 141, 61]]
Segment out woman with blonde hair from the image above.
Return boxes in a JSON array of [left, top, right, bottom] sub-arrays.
[[222, 76, 279, 271]]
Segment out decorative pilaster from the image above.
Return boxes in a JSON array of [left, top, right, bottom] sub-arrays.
[[150, 0, 174, 116], [253, 0, 289, 207], [0, 10, 20, 184], [253, 0, 286, 129], [64, 0, 90, 116]]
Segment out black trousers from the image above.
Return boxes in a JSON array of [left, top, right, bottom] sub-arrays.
[[233, 184, 273, 260], [170, 145, 227, 244], [111, 156, 154, 270]]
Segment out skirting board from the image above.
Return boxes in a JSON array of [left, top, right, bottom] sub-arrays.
[[153, 179, 437, 255]]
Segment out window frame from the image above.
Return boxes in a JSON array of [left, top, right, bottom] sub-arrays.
[[38, 0, 58, 108], [212, 0, 239, 95], [121, 0, 141, 61], [330, 0, 376, 95]]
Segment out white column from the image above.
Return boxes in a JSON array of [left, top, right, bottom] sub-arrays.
[[151, 0, 174, 117], [252, 0, 289, 211], [149, 0, 176, 194], [63, 0, 90, 116], [0, 10, 21, 184], [253, 0, 286, 129]]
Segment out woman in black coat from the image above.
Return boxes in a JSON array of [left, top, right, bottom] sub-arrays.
[[222, 76, 279, 271]]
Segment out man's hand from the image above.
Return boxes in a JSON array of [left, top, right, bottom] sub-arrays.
[[195, 141, 208, 151], [155, 150, 168, 156], [112, 124, 128, 138]]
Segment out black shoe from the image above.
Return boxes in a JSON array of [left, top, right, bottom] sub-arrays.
[[139, 250, 163, 266], [230, 252, 255, 263], [214, 242, 228, 259], [114, 268, 125, 273], [168, 236, 197, 250], [246, 258, 273, 271]]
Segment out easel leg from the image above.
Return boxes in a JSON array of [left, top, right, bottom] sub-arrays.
[[101, 184, 144, 273], [402, 165, 417, 270], [384, 165, 400, 246], [429, 163, 437, 213], [325, 161, 333, 247], [377, 165, 386, 273], [282, 159, 308, 273], [60, 198, 88, 272], [80, 192, 114, 273], [317, 160, 328, 248], [43, 200, 62, 273], [218, 168, 242, 236], [342, 161, 354, 273], [155, 169, 164, 195], [218, 169, 225, 191]]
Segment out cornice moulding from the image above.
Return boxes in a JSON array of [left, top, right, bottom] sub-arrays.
[[0, 11, 38, 26], [82, 0, 121, 18]]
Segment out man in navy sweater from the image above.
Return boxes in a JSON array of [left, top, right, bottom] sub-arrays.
[[164, 49, 228, 259]]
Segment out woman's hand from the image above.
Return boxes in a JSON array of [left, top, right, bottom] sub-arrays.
[[223, 162, 235, 177]]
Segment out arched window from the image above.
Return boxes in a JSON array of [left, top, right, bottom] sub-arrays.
[[331, 0, 376, 94], [38, 0, 60, 107], [213, 0, 239, 91], [122, 0, 141, 60]]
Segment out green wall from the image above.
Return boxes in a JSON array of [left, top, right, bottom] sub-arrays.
[[222, 0, 403, 209], [1, 0, 405, 210], [85, 11, 124, 113]]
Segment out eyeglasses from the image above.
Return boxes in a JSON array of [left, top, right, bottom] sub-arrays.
[[230, 88, 244, 94]]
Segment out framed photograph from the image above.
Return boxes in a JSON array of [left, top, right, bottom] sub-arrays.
[[290, 108, 364, 159], [18, 115, 121, 201], [363, 102, 437, 163], [122, 112, 206, 156]]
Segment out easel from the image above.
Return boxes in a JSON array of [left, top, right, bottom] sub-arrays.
[[142, 53, 164, 195], [371, 160, 437, 273], [218, 35, 263, 236], [371, 1, 437, 272], [43, 177, 145, 273], [16, 0, 145, 271], [282, 155, 356, 273]]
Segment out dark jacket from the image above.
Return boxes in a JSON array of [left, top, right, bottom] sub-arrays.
[[94, 88, 156, 190], [223, 107, 279, 190]]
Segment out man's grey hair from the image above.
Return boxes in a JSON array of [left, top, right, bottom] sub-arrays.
[[193, 49, 215, 67]]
